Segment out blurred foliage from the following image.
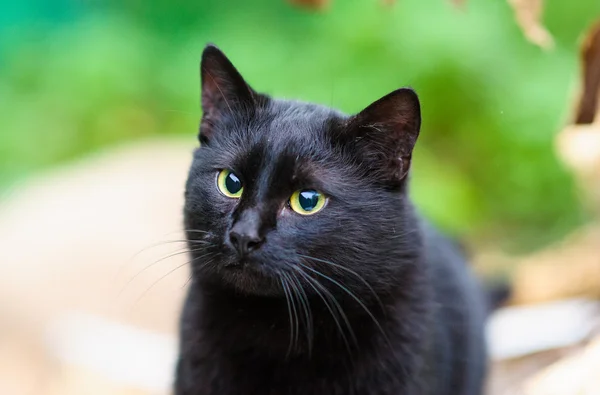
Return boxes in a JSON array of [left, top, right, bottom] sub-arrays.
[[1, 0, 598, 251]]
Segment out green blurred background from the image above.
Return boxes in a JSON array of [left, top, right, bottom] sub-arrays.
[[1, 0, 598, 251]]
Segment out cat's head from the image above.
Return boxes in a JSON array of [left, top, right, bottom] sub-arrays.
[[184, 45, 422, 299]]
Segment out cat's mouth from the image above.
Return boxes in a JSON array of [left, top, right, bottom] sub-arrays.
[[220, 259, 283, 295]]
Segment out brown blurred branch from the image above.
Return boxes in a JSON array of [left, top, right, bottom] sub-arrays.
[[556, 20, 600, 212], [576, 21, 600, 125]]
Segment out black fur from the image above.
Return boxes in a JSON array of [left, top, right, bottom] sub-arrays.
[[175, 44, 487, 395]]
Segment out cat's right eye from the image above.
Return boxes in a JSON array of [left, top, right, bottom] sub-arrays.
[[217, 169, 243, 198], [289, 189, 326, 215]]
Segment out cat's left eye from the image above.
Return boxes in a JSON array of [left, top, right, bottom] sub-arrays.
[[289, 189, 326, 215], [217, 169, 243, 198]]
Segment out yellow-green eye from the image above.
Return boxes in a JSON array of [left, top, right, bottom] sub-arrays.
[[217, 169, 243, 198], [289, 189, 326, 215]]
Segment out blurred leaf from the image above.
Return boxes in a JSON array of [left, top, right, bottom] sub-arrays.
[[288, 0, 466, 10], [508, 0, 554, 49], [450, 0, 467, 7], [287, 0, 330, 11]]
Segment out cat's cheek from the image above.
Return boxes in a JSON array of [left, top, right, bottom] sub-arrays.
[[279, 205, 293, 218], [212, 198, 238, 217], [191, 191, 236, 227]]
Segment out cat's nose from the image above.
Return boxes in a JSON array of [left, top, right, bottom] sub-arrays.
[[229, 215, 264, 257], [228, 208, 266, 257], [229, 229, 264, 257]]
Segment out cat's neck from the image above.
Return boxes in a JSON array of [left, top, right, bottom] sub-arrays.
[[182, 263, 429, 363], [177, 266, 434, 395]]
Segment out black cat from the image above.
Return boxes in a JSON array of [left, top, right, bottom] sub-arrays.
[[175, 44, 488, 395]]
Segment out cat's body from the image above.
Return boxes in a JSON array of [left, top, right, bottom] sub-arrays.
[[175, 45, 487, 395]]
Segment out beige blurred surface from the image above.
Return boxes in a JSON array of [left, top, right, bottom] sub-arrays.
[[521, 335, 600, 395], [0, 138, 193, 331], [0, 138, 194, 395]]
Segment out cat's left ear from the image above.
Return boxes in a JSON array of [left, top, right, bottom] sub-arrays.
[[344, 88, 421, 186], [200, 45, 263, 143]]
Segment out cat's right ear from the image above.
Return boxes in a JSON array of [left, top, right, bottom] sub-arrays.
[[341, 88, 421, 188], [200, 45, 262, 144]]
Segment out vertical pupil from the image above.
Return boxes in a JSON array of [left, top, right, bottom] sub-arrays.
[[299, 190, 319, 211], [225, 172, 241, 193]]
